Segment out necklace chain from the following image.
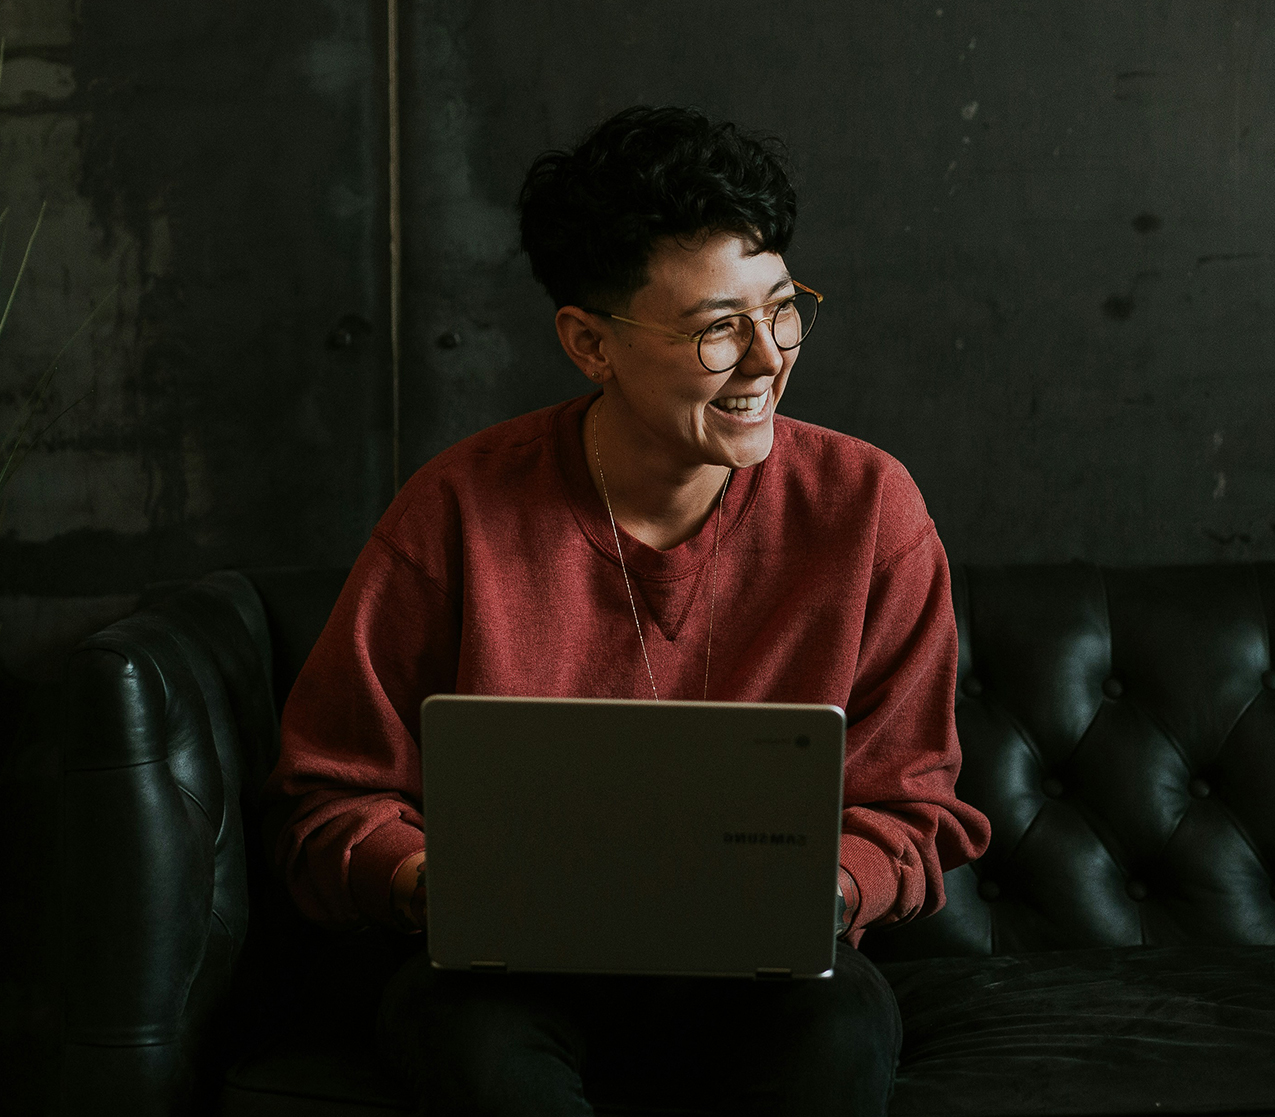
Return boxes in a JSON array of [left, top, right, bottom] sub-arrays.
[[592, 401, 729, 701]]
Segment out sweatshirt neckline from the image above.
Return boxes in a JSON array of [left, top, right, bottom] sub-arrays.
[[553, 392, 766, 581]]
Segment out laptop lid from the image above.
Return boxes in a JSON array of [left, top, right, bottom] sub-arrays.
[[420, 695, 846, 979]]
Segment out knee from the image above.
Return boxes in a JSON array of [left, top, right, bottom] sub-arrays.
[[780, 951, 902, 1089], [828, 949, 903, 1064], [385, 977, 588, 1116]]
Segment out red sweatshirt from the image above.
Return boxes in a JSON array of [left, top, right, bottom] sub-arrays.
[[266, 392, 990, 943]]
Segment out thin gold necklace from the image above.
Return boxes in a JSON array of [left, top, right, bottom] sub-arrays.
[[592, 401, 730, 701]]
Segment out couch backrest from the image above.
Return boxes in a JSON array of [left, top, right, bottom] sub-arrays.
[[861, 563, 1275, 960]]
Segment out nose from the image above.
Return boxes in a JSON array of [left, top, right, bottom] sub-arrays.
[[738, 314, 786, 378]]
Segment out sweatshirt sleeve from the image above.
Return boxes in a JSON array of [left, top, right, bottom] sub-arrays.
[[263, 532, 460, 927], [837, 478, 991, 942]]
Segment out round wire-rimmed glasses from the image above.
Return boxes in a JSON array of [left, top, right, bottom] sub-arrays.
[[583, 281, 823, 373]]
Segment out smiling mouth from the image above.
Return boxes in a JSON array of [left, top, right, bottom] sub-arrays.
[[709, 388, 770, 418]]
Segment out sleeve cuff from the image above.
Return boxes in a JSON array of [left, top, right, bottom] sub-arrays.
[[839, 832, 899, 930], [348, 819, 425, 926]]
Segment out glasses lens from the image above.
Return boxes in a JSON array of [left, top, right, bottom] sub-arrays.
[[771, 291, 819, 350], [695, 291, 820, 371], [697, 315, 754, 373]]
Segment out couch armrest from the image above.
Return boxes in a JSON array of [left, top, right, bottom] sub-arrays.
[[60, 572, 277, 1116]]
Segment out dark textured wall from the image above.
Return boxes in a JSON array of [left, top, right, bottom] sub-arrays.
[[2, 0, 1273, 676], [401, 0, 1275, 568], [0, 0, 390, 674]]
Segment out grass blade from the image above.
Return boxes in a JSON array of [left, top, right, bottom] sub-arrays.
[[0, 199, 45, 342], [0, 388, 93, 491], [0, 286, 117, 489]]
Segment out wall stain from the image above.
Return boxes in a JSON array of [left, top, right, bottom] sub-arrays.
[[1195, 252, 1263, 266], [1114, 71, 1157, 100], [1102, 294, 1135, 320], [1203, 529, 1252, 546], [1102, 271, 1160, 321]]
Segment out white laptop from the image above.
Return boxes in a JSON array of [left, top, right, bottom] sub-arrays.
[[419, 695, 846, 979]]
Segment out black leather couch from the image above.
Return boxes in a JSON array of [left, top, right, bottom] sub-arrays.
[[52, 564, 1275, 1115]]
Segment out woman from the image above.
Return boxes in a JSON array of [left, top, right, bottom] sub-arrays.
[[266, 105, 989, 1115]]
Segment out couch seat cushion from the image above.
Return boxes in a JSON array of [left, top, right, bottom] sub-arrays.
[[880, 945, 1275, 1116]]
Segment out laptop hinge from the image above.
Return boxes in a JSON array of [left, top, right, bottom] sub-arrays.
[[754, 967, 792, 980], [469, 960, 508, 972]]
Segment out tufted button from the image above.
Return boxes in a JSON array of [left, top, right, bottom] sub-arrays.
[[1262, 669, 1275, 691], [1102, 677, 1124, 699], [1126, 880, 1149, 902], [962, 675, 984, 698], [977, 879, 1001, 901], [1041, 776, 1064, 799], [1188, 777, 1211, 799]]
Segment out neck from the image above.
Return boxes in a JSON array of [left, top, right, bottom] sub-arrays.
[[585, 396, 730, 552]]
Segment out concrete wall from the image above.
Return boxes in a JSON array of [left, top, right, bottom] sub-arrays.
[[0, 0, 391, 674], [1, 0, 1273, 674], [401, 0, 1275, 569]]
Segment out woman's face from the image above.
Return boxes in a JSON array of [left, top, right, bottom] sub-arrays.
[[601, 231, 800, 474]]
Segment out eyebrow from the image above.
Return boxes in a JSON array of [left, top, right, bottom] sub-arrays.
[[678, 274, 794, 320]]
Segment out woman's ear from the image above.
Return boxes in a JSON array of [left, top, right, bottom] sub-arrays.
[[555, 306, 613, 384]]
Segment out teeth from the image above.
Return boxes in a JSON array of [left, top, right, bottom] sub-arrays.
[[713, 390, 768, 413]]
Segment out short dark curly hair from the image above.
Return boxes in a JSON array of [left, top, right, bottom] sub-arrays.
[[518, 105, 797, 310]]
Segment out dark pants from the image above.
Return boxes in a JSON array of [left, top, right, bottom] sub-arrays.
[[377, 941, 901, 1116]]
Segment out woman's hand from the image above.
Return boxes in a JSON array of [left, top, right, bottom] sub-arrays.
[[391, 850, 427, 933], [835, 873, 860, 941]]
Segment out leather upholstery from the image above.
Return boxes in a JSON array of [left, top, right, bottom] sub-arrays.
[[54, 562, 1275, 1115], [881, 945, 1275, 1116], [861, 563, 1275, 960], [60, 572, 278, 1115]]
